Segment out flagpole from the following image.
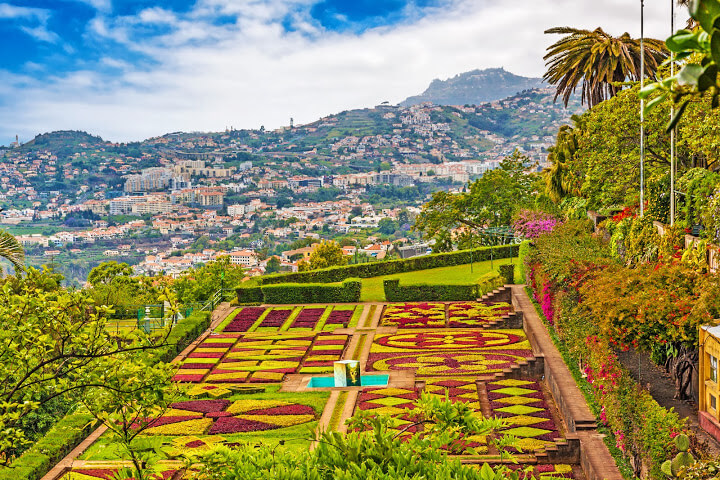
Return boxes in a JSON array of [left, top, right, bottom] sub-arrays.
[[670, 0, 676, 225], [640, 0, 645, 217]]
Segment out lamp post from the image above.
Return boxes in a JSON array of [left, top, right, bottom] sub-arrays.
[[670, 0, 676, 225], [640, 0, 646, 217]]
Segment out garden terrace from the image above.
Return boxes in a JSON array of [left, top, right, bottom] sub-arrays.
[[46, 287, 620, 480]]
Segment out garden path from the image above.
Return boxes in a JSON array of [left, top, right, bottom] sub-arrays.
[[617, 349, 720, 455]]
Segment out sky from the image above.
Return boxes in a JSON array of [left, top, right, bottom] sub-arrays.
[[0, 0, 689, 144]]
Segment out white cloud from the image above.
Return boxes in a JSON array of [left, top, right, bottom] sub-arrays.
[[0, 0, 690, 144], [0, 3, 49, 21]]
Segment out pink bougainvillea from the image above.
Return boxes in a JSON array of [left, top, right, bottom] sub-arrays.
[[512, 209, 561, 239]]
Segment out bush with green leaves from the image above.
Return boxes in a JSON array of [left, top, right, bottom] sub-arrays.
[[260, 279, 361, 304]]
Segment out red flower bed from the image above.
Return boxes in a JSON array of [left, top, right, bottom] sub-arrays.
[[171, 399, 231, 414], [188, 351, 225, 358], [224, 307, 265, 332], [181, 363, 217, 369], [291, 308, 325, 329], [259, 309, 293, 328], [325, 309, 352, 326], [198, 342, 235, 349], [172, 374, 205, 382]]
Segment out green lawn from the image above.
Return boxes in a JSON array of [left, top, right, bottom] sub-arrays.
[[359, 256, 518, 302]]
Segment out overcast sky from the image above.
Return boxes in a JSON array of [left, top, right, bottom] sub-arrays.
[[0, 0, 689, 144]]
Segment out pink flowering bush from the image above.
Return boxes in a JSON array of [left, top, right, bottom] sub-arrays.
[[512, 209, 561, 239]]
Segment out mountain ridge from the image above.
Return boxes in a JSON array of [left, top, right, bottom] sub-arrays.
[[400, 67, 546, 107]]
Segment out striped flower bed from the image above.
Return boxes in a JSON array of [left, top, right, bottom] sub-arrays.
[[380, 303, 445, 328], [486, 379, 561, 451], [447, 302, 512, 328], [257, 308, 293, 329], [290, 308, 325, 329], [324, 308, 353, 328], [224, 307, 265, 332]]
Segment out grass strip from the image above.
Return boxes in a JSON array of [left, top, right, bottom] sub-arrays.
[[352, 334, 367, 360], [348, 305, 364, 328], [329, 391, 348, 432], [279, 306, 303, 332], [214, 307, 241, 332], [314, 306, 334, 331]]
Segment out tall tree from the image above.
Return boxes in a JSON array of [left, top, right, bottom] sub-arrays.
[[414, 151, 538, 248], [544, 27, 668, 107]]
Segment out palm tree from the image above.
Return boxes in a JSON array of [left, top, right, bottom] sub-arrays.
[[544, 115, 583, 202], [0, 230, 24, 273], [543, 27, 668, 108]]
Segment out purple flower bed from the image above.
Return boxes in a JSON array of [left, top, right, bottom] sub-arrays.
[[171, 399, 231, 414], [325, 309, 352, 326], [180, 363, 216, 369], [188, 352, 225, 358], [259, 309, 293, 328], [246, 404, 315, 416], [291, 308, 325, 329], [208, 417, 276, 434], [224, 307, 266, 332]]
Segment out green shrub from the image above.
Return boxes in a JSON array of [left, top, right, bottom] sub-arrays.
[[0, 410, 98, 480], [235, 286, 263, 304], [498, 264, 515, 284], [518, 240, 531, 282], [149, 310, 211, 363], [259, 245, 519, 286], [383, 273, 502, 302], [261, 279, 361, 304]]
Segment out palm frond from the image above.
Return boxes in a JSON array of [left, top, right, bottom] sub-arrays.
[[543, 27, 668, 107], [0, 231, 25, 273]]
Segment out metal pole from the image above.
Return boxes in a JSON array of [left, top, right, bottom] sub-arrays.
[[640, 0, 645, 217], [670, 0, 676, 226]]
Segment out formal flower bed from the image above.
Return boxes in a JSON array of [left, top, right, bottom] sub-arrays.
[[355, 387, 420, 438], [63, 469, 176, 480], [142, 398, 318, 436], [368, 351, 532, 377], [324, 308, 353, 328], [224, 307, 266, 332], [257, 308, 293, 329], [290, 307, 325, 329], [486, 379, 560, 451], [380, 303, 445, 328], [373, 330, 530, 351], [447, 302, 512, 328], [507, 464, 575, 479], [177, 332, 349, 383]]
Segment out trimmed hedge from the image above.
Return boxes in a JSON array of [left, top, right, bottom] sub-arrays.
[[261, 279, 361, 304], [235, 286, 263, 304], [518, 240, 531, 283], [0, 410, 98, 480], [383, 272, 503, 302], [258, 244, 519, 285], [499, 264, 515, 284], [0, 310, 212, 480], [148, 310, 212, 364]]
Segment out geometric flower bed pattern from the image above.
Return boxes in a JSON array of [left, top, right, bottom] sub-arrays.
[[367, 330, 533, 378], [223, 307, 266, 332], [290, 307, 325, 330], [447, 302, 512, 328], [141, 398, 317, 435], [323, 308, 354, 330], [486, 379, 561, 451], [423, 377, 487, 454], [355, 387, 420, 438], [380, 303, 445, 328], [175, 332, 349, 383], [507, 464, 575, 479], [256, 308, 293, 330], [62, 469, 176, 480]]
